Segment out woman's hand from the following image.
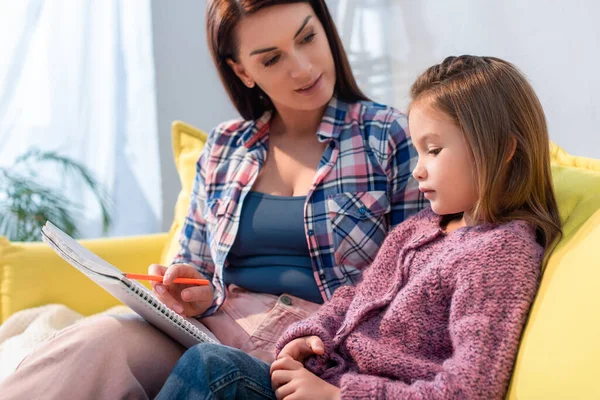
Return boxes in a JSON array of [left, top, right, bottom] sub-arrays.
[[277, 336, 325, 363], [148, 263, 214, 317], [270, 357, 340, 400]]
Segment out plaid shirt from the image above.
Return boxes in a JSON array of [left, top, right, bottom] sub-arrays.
[[173, 96, 426, 316]]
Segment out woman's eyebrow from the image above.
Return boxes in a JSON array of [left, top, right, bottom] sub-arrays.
[[249, 15, 312, 56]]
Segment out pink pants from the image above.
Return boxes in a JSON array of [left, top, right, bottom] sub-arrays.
[[0, 286, 320, 399]]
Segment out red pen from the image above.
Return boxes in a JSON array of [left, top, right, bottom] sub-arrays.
[[124, 273, 210, 286]]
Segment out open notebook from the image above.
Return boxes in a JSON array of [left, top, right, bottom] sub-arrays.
[[40, 221, 219, 348]]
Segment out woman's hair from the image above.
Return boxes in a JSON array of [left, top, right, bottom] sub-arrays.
[[409, 55, 562, 249], [206, 0, 369, 121]]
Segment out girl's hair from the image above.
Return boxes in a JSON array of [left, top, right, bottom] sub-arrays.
[[206, 0, 370, 121], [409, 55, 562, 249]]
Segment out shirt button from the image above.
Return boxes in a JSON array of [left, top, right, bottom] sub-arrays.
[[359, 207, 366, 215], [280, 295, 292, 306], [308, 229, 314, 236], [329, 141, 336, 148], [319, 273, 326, 279]]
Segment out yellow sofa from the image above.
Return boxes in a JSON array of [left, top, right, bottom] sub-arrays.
[[1, 121, 599, 398]]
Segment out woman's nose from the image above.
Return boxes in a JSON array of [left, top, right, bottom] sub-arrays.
[[289, 53, 312, 79]]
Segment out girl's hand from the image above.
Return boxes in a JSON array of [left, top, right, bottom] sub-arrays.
[[270, 357, 340, 400], [148, 263, 214, 317], [277, 336, 325, 363]]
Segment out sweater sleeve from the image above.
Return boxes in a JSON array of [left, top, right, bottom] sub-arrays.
[[339, 227, 543, 399], [275, 215, 420, 376], [274, 284, 356, 374]]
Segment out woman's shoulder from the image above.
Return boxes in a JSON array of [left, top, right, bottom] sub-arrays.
[[209, 118, 254, 142], [202, 116, 266, 157], [338, 100, 411, 165], [345, 100, 408, 133]]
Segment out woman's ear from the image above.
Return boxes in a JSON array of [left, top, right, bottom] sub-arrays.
[[506, 135, 517, 164], [226, 58, 255, 88]]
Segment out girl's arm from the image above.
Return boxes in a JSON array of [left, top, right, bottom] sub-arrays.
[[275, 283, 356, 359], [338, 229, 543, 399], [275, 216, 418, 376]]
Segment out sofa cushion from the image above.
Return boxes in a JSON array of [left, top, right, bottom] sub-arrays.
[[160, 121, 207, 266], [507, 144, 600, 399], [0, 234, 167, 323]]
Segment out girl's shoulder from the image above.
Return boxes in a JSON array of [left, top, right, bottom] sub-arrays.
[[472, 219, 540, 250], [454, 219, 545, 274]]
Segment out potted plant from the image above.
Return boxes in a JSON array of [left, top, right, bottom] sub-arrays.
[[0, 148, 113, 242]]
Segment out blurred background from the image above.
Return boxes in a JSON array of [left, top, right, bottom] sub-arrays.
[[1, 0, 598, 239]]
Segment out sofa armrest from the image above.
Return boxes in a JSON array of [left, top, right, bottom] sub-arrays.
[[0, 233, 168, 323]]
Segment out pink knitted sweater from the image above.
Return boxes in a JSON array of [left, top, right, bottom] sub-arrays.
[[275, 208, 544, 399]]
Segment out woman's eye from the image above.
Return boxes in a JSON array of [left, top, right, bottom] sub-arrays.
[[263, 55, 280, 67], [302, 33, 316, 44], [428, 148, 442, 155]]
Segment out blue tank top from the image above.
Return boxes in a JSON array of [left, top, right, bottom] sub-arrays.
[[224, 191, 323, 304]]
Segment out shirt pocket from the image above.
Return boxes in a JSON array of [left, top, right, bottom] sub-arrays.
[[327, 191, 390, 268]]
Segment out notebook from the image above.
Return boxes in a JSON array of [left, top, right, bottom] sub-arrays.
[[40, 221, 219, 348]]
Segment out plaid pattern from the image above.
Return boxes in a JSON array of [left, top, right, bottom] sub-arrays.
[[173, 96, 426, 316]]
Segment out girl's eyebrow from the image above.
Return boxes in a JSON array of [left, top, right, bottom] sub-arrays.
[[249, 15, 312, 56], [418, 132, 441, 144]]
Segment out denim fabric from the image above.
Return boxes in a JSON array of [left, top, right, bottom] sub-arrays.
[[156, 343, 275, 400]]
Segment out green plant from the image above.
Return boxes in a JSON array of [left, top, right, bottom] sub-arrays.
[[0, 148, 113, 241]]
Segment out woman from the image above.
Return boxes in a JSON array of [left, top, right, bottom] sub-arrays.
[[0, 1, 423, 399]]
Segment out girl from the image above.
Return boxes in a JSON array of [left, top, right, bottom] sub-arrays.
[[156, 55, 562, 399], [0, 1, 423, 399]]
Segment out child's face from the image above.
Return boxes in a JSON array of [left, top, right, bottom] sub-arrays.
[[409, 103, 478, 217]]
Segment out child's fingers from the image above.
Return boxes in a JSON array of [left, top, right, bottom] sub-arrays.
[[277, 340, 309, 361], [273, 380, 295, 400], [270, 369, 295, 392], [270, 356, 303, 375], [307, 336, 325, 355]]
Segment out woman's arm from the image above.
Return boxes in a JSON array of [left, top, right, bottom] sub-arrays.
[[169, 127, 222, 317], [171, 141, 216, 278], [384, 111, 425, 228]]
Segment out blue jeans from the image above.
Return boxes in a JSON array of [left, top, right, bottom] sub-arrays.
[[156, 343, 276, 399]]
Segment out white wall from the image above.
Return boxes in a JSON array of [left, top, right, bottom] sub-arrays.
[[151, 0, 600, 230], [384, 0, 600, 159], [151, 0, 237, 230]]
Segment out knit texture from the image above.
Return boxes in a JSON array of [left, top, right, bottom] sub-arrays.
[[275, 208, 543, 399]]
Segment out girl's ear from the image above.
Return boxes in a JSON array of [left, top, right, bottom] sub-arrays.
[[226, 58, 255, 88], [506, 135, 517, 163]]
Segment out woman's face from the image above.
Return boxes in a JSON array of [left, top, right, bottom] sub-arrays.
[[228, 2, 336, 113]]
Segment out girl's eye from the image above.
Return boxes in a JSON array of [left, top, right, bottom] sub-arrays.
[[428, 148, 442, 155], [263, 55, 281, 67], [302, 33, 316, 44]]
